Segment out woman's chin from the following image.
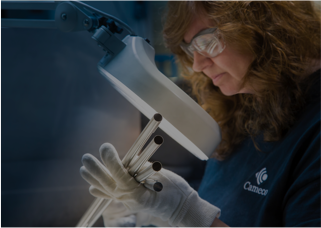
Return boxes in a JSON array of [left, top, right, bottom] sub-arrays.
[[219, 86, 253, 96], [219, 87, 238, 96]]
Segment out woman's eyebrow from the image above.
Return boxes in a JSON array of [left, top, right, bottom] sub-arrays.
[[183, 30, 202, 44], [184, 27, 213, 44]]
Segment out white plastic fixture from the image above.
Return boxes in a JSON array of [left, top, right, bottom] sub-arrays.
[[98, 36, 221, 160]]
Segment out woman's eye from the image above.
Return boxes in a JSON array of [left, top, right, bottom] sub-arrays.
[[206, 39, 219, 53], [193, 34, 213, 50]]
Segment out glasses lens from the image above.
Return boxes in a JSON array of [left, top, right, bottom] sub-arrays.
[[193, 33, 214, 51], [180, 44, 194, 58], [180, 28, 225, 59], [193, 33, 225, 58]]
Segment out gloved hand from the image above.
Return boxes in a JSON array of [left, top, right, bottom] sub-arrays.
[[101, 200, 171, 227], [80, 143, 221, 227]]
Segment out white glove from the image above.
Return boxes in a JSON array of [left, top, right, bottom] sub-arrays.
[[102, 200, 171, 227], [80, 143, 221, 227]]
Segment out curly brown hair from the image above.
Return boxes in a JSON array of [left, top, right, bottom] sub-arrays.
[[163, 1, 321, 160]]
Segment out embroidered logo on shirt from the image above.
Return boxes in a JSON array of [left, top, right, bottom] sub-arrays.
[[243, 182, 268, 196], [243, 168, 269, 196], [255, 167, 268, 185]]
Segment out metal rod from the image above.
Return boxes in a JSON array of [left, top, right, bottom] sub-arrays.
[[76, 198, 105, 227], [128, 136, 163, 176], [144, 179, 163, 192], [70, 0, 137, 35], [122, 113, 162, 168], [85, 199, 112, 227], [1, 19, 57, 29], [135, 161, 162, 183], [1, 1, 57, 10]]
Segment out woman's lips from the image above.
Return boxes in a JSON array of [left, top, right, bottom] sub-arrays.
[[211, 73, 225, 85]]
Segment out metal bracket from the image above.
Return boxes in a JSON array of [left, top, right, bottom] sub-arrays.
[[1, 1, 134, 35], [92, 25, 126, 55], [54, 2, 98, 32]]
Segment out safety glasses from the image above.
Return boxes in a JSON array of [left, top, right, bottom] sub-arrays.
[[180, 27, 226, 59]]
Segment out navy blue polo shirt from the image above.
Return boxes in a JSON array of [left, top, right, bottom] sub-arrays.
[[198, 70, 320, 227]]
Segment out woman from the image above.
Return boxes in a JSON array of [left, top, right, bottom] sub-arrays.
[[80, 1, 320, 226]]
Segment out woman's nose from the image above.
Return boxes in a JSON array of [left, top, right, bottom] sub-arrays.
[[192, 51, 212, 72]]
